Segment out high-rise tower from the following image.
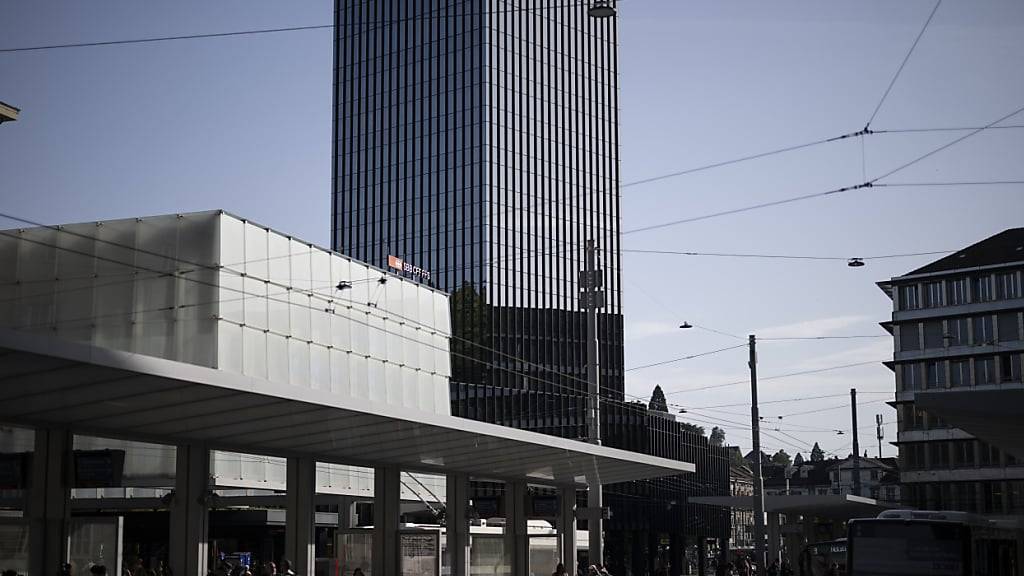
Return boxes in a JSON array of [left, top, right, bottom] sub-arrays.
[[332, 1, 623, 435]]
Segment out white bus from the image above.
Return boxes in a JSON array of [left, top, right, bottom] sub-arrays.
[[846, 510, 1022, 576]]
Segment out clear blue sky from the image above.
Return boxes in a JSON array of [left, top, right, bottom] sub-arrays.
[[2, 1, 1023, 458]]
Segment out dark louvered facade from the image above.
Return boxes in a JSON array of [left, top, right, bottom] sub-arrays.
[[332, 1, 730, 568]]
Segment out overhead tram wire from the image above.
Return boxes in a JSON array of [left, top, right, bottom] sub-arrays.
[[866, 0, 943, 128], [622, 249, 954, 262], [625, 343, 747, 372], [0, 2, 595, 53], [623, 102, 1024, 235], [0, 214, 743, 440], [662, 359, 885, 396]]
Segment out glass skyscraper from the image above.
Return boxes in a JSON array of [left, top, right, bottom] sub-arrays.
[[332, 0, 623, 436]]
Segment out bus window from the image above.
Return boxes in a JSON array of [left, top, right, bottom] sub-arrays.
[[848, 521, 968, 576]]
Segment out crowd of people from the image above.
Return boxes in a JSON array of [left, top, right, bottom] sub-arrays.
[[714, 556, 796, 576]]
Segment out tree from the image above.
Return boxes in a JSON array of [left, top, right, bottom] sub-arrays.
[[793, 452, 805, 466], [649, 385, 668, 412], [810, 442, 825, 462], [679, 421, 706, 436], [771, 449, 791, 467], [709, 426, 726, 447]]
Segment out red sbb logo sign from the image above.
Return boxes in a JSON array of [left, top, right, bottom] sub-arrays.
[[388, 255, 431, 281]]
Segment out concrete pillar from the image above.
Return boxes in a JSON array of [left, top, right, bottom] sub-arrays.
[[286, 456, 316, 575], [28, 428, 71, 576], [767, 513, 781, 566], [446, 474, 470, 576], [719, 536, 730, 576], [560, 487, 578, 575], [337, 495, 357, 529], [631, 530, 645, 576], [373, 466, 401, 576], [170, 443, 211, 576], [506, 481, 528, 576], [669, 533, 683, 576]]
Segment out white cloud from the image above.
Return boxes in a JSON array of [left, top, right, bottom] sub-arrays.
[[756, 314, 872, 339], [624, 320, 681, 341]]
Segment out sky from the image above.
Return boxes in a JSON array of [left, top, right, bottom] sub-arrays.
[[2, 1, 1023, 460]]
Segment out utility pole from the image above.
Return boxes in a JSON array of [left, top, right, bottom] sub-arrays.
[[851, 389, 861, 497], [580, 239, 605, 566], [749, 334, 766, 576], [876, 414, 884, 459]]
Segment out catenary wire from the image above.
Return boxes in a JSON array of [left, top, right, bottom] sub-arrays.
[[624, 344, 747, 372], [866, 0, 943, 127], [661, 359, 885, 396], [623, 248, 954, 261], [623, 103, 1024, 235], [0, 3, 595, 54], [0, 217, 738, 438]]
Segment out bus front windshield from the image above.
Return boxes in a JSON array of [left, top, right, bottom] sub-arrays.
[[848, 521, 968, 576]]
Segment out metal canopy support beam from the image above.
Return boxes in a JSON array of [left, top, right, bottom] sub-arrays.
[[446, 473, 470, 576], [170, 442, 210, 576], [374, 466, 401, 576], [560, 486, 578, 575], [28, 427, 71, 576], [286, 456, 316, 576], [507, 481, 529, 576]]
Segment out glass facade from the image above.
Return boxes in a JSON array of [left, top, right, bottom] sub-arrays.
[[332, 0, 624, 434]]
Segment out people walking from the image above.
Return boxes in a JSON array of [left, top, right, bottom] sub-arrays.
[[552, 563, 568, 576]]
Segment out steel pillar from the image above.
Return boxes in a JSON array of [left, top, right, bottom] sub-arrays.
[[28, 428, 71, 576], [373, 466, 401, 575], [170, 442, 211, 576], [446, 474, 470, 576], [286, 456, 316, 575]]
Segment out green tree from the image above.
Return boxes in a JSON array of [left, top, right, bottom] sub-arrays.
[[648, 385, 668, 412], [680, 421, 706, 436], [771, 449, 791, 467], [810, 442, 825, 462], [709, 426, 726, 446], [793, 452, 805, 466]]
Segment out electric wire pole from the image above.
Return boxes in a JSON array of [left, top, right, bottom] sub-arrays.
[[581, 239, 605, 566], [851, 388, 861, 496], [749, 334, 766, 576]]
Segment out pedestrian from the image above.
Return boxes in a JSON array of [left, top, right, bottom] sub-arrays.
[[587, 565, 599, 576], [278, 561, 295, 576], [352, 570, 365, 576], [89, 567, 108, 576], [552, 563, 567, 576], [597, 565, 612, 576], [767, 559, 779, 576], [826, 562, 839, 576], [260, 563, 276, 576]]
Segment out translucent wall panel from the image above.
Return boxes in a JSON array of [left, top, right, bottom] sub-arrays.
[[0, 212, 219, 367], [212, 450, 287, 490], [215, 213, 453, 414]]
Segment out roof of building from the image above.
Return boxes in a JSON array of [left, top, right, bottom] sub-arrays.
[[905, 228, 1024, 276]]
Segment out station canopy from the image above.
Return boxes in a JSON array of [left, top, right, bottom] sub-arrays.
[[0, 328, 694, 487]]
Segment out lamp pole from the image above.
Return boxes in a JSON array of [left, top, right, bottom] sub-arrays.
[[581, 239, 605, 566]]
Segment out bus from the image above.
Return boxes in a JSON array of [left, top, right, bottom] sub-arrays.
[[846, 510, 1022, 576]]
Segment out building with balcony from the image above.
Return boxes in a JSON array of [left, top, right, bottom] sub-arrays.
[[879, 228, 1024, 517]]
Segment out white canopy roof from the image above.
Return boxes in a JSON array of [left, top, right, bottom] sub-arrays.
[[0, 328, 694, 486]]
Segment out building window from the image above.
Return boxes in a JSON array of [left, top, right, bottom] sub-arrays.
[[923, 320, 945, 349], [996, 271, 1020, 300], [979, 442, 1000, 467], [902, 443, 925, 470], [926, 361, 946, 389], [901, 363, 922, 391], [973, 315, 994, 345], [924, 281, 943, 307], [998, 312, 1020, 342], [900, 324, 921, 351], [947, 317, 968, 347], [973, 275, 993, 302], [999, 353, 1022, 383], [930, 441, 950, 468], [950, 360, 969, 387], [901, 284, 920, 310], [952, 440, 975, 468], [947, 277, 968, 305], [976, 357, 996, 385]]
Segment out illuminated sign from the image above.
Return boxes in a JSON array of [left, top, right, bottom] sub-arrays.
[[388, 255, 431, 281]]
